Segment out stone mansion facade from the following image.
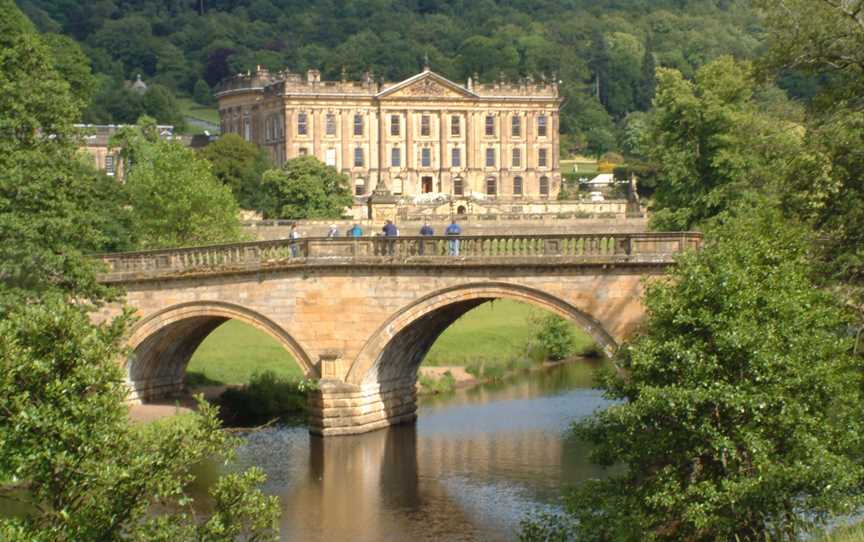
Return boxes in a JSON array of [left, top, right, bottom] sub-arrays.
[[215, 67, 563, 200]]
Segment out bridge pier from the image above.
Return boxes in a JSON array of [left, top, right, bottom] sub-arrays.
[[309, 379, 418, 436]]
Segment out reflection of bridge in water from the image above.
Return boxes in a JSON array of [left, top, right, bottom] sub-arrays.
[[95, 232, 700, 435]]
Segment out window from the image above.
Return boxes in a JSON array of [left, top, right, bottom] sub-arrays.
[[391, 147, 401, 167], [105, 155, 115, 176], [485, 115, 495, 136], [326, 113, 336, 136], [355, 178, 365, 196], [392, 177, 403, 195], [354, 147, 364, 167], [420, 115, 430, 136], [538, 115, 548, 137], [298, 112, 308, 135], [421, 148, 431, 167], [513, 176, 523, 196], [325, 148, 337, 166], [453, 177, 464, 195], [451, 147, 461, 167], [390, 115, 400, 136], [485, 148, 495, 167], [243, 115, 251, 141], [298, 147, 308, 156], [276, 116, 283, 139], [538, 148, 548, 168], [354, 114, 363, 136], [511, 116, 521, 137], [512, 148, 521, 168], [486, 176, 497, 196], [540, 176, 550, 196], [451, 115, 461, 136]]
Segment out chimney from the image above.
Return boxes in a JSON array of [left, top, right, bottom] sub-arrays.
[[306, 69, 320, 83]]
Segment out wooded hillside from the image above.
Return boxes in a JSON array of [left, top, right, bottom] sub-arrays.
[[16, 0, 763, 154]]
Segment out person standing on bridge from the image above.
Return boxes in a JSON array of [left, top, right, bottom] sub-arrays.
[[382, 219, 398, 255], [289, 224, 301, 257], [418, 220, 434, 255], [348, 223, 363, 237], [446, 219, 461, 256], [327, 224, 339, 238]]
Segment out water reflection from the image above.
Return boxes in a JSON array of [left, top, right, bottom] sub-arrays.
[[231, 362, 611, 541]]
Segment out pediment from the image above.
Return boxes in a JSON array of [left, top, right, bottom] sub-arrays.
[[377, 71, 476, 100]]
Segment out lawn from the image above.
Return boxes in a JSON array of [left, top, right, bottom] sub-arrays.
[[187, 300, 595, 385], [176, 97, 220, 125], [187, 320, 304, 386]]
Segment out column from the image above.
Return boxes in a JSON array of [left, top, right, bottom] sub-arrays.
[[405, 109, 414, 192], [438, 109, 447, 192], [342, 108, 351, 172], [312, 108, 322, 159]]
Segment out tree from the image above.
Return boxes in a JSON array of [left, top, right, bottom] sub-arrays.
[[259, 156, 352, 220], [193, 78, 213, 105], [635, 44, 656, 111], [0, 0, 117, 311], [646, 57, 803, 231], [781, 111, 864, 289], [757, 0, 864, 102], [115, 118, 245, 249], [200, 133, 272, 210], [41, 33, 96, 110], [0, 298, 280, 541], [525, 209, 864, 541]]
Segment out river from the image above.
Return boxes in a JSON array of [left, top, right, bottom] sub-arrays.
[[212, 361, 612, 541]]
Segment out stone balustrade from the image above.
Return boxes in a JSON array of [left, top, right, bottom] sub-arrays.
[[98, 232, 702, 283]]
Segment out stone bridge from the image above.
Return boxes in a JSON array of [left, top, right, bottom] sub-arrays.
[[95, 232, 701, 436]]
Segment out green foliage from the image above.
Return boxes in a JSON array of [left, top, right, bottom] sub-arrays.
[[757, 0, 864, 104], [542, 209, 864, 541], [0, 0, 123, 311], [534, 314, 576, 361], [218, 370, 317, 426], [114, 118, 245, 249], [646, 56, 803, 231], [193, 78, 213, 105], [780, 110, 864, 289], [418, 371, 457, 394], [200, 133, 272, 210], [259, 156, 353, 220], [21, 0, 762, 150], [84, 80, 186, 129], [0, 298, 280, 541]]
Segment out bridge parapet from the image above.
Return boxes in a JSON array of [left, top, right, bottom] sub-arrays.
[[98, 232, 702, 283]]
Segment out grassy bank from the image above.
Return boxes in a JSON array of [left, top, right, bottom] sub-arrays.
[[187, 300, 596, 386], [424, 299, 594, 366], [187, 321, 303, 386], [815, 524, 864, 542]]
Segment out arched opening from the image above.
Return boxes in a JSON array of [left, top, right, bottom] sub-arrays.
[[347, 283, 616, 389], [126, 302, 312, 403]]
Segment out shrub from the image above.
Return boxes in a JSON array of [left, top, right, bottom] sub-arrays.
[[580, 343, 605, 359], [418, 371, 456, 394], [217, 370, 316, 426], [482, 364, 506, 381], [535, 314, 575, 361]]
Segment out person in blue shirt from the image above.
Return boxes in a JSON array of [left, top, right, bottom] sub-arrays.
[[348, 223, 363, 237], [445, 219, 462, 256], [382, 219, 398, 255], [418, 221, 434, 255]]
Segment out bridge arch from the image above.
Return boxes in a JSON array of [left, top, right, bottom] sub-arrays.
[[126, 301, 314, 402], [346, 282, 618, 387]]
